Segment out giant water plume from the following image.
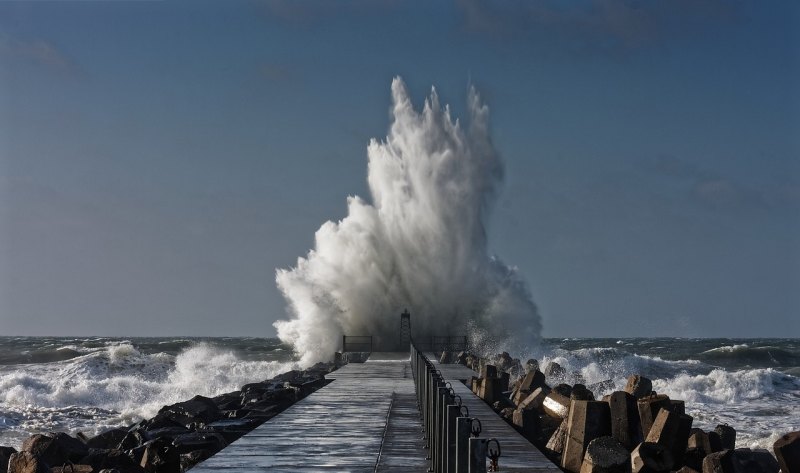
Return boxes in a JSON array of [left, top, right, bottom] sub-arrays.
[[275, 78, 541, 365]]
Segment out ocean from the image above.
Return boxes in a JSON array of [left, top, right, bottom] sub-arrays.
[[0, 336, 797, 452]]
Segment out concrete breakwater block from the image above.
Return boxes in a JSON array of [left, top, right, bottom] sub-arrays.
[[579, 436, 630, 473], [774, 431, 800, 473], [637, 394, 671, 438], [631, 441, 673, 473], [702, 448, 779, 473], [624, 375, 653, 399], [543, 391, 572, 419], [609, 391, 642, 450], [644, 408, 693, 469], [561, 400, 611, 472]]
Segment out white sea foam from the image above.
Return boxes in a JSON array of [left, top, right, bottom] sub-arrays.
[[0, 342, 297, 447], [275, 78, 542, 366]]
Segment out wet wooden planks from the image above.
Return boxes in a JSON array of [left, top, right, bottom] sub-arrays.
[[430, 359, 561, 472], [191, 357, 426, 473]]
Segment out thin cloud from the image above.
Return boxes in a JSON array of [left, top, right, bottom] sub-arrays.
[[455, 0, 737, 53], [0, 36, 80, 74]]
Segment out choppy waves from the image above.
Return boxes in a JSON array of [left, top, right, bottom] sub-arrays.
[[0, 340, 297, 447]]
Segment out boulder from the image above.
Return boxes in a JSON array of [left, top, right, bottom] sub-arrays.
[[525, 359, 540, 373], [139, 438, 180, 473], [179, 449, 213, 472], [579, 436, 629, 473], [624, 375, 653, 399], [554, 383, 573, 397], [86, 428, 128, 450], [157, 395, 222, 428], [79, 449, 147, 473], [171, 432, 227, 455], [7, 452, 49, 473], [631, 442, 673, 473], [773, 431, 800, 473], [22, 433, 89, 466], [1, 446, 18, 473], [51, 466, 93, 473]]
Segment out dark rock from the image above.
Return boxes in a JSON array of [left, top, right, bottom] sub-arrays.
[[684, 447, 705, 472], [580, 436, 629, 473], [774, 431, 800, 473], [708, 431, 723, 453], [52, 465, 93, 473], [631, 442, 673, 473], [587, 379, 615, 395], [157, 396, 222, 429], [714, 424, 736, 450], [179, 449, 213, 472], [1, 446, 18, 473], [525, 359, 539, 373], [7, 451, 49, 473], [544, 362, 566, 380], [118, 429, 148, 451], [210, 392, 241, 411], [171, 432, 226, 455], [570, 384, 595, 401], [22, 432, 89, 466], [86, 428, 128, 450], [80, 449, 147, 473], [624, 375, 653, 399], [554, 383, 573, 398], [139, 438, 180, 473], [512, 408, 540, 438]]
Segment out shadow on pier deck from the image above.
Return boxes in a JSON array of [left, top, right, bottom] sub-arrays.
[[191, 352, 558, 472]]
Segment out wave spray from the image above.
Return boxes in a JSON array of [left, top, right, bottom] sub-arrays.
[[275, 78, 542, 365]]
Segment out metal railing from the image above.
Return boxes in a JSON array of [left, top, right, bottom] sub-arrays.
[[342, 335, 372, 352], [410, 338, 500, 473], [415, 336, 469, 353]]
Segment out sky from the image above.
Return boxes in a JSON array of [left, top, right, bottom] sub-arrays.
[[0, 0, 798, 338]]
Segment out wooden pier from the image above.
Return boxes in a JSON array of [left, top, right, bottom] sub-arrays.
[[191, 353, 559, 472]]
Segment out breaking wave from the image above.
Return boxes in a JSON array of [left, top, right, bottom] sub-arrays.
[[275, 78, 542, 366]]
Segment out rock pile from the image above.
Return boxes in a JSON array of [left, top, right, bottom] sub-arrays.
[[451, 351, 797, 473], [1, 362, 337, 473]]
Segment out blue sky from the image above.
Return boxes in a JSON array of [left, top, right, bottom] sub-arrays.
[[0, 0, 797, 337]]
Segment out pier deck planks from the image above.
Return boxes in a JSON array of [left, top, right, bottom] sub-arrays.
[[192, 354, 559, 472], [191, 355, 426, 472]]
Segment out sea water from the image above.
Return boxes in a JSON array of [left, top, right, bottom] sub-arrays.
[[0, 336, 797, 451]]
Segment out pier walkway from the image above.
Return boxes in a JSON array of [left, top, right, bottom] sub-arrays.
[[192, 353, 558, 472]]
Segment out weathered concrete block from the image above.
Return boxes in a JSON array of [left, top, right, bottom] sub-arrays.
[[774, 431, 800, 473], [525, 358, 539, 373], [499, 371, 510, 392], [546, 419, 569, 455], [624, 375, 653, 399], [688, 428, 712, 455], [714, 424, 736, 450], [471, 377, 480, 395], [637, 394, 671, 439], [561, 400, 612, 473], [675, 467, 700, 473], [703, 449, 732, 473], [708, 431, 723, 453], [631, 442, 673, 473], [512, 408, 540, 438], [520, 370, 547, 392], [519, 386, 551, 411], [579, 436, 629, 473], [554, 383, 573, 397], [644, 408, 693, 468], [608, 391, 642, 450], [480, 364, 498, 379], [478, 377, 502, 405], [684, 448, 705, 472], [542, 391, 572, 419], [669, 400, 686, 415]]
